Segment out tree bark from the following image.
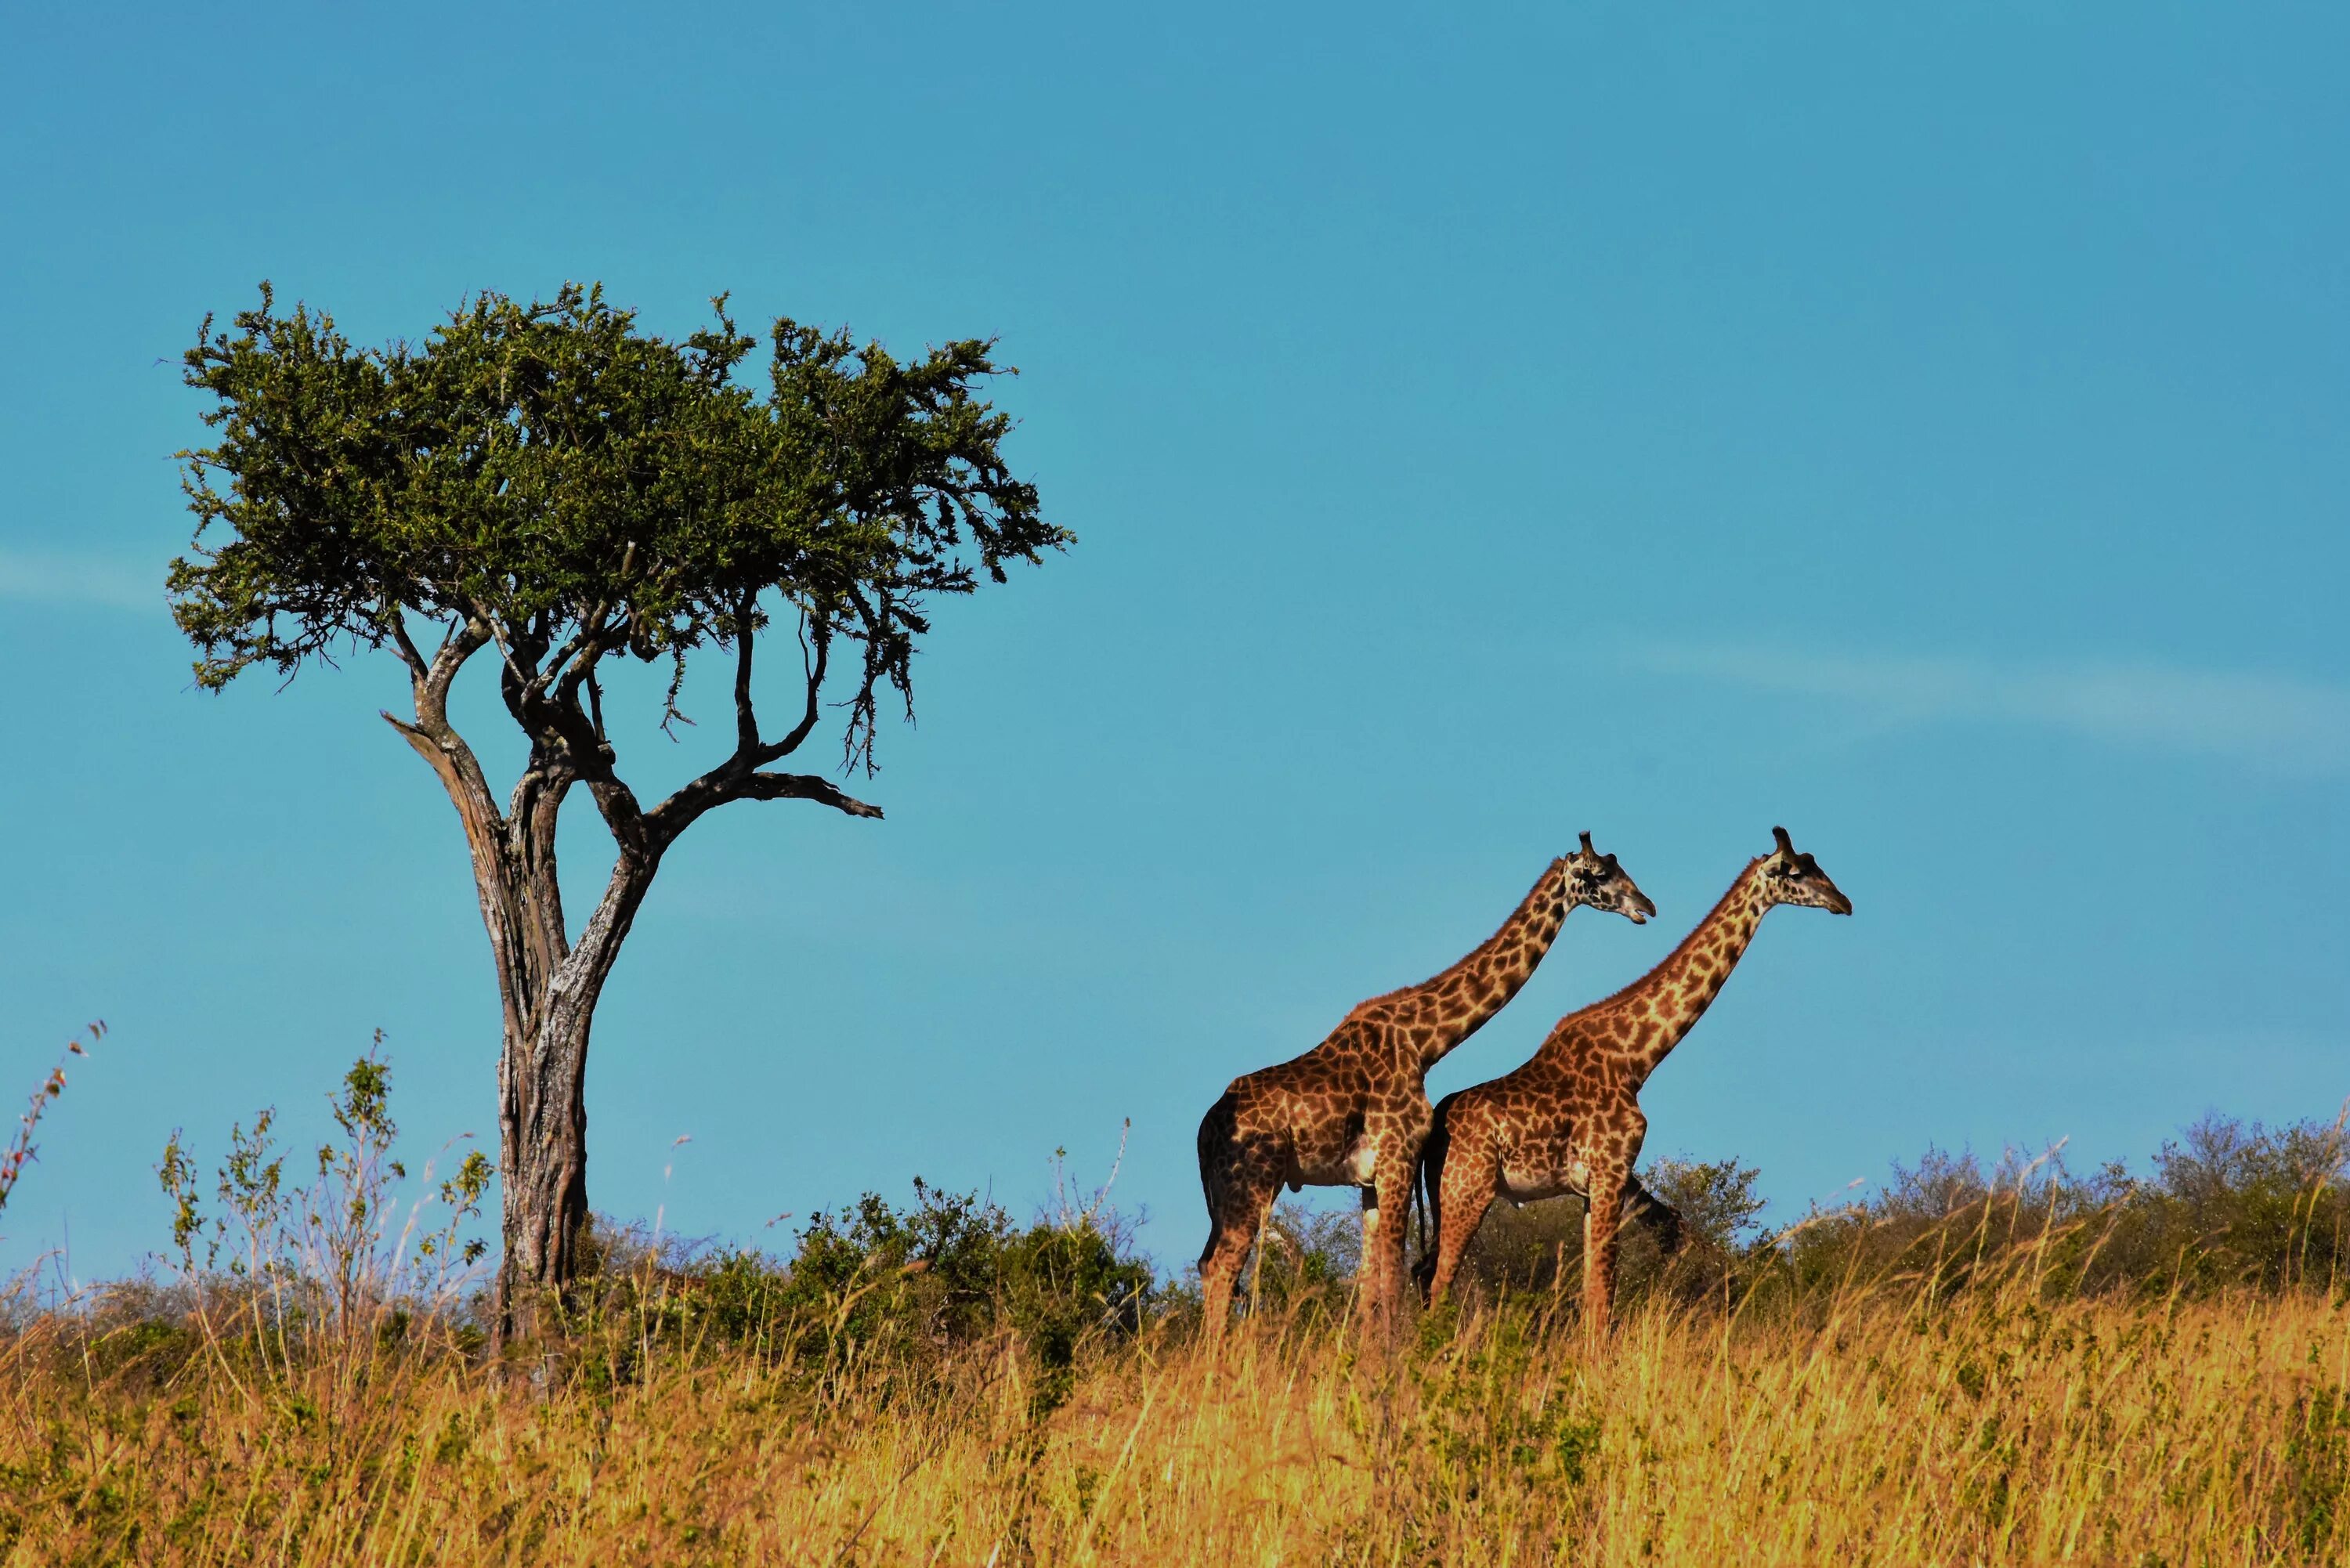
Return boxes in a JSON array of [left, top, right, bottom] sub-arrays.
[[490, 854, 654, 1336]]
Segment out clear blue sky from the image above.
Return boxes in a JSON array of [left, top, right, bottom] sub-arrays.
[[3, 2, 2344, 1285]]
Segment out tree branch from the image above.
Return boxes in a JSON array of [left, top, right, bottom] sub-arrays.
[[752, 614, 829, 767], [385, 612, 431, 682], [548, 608, 624, 714], [638, 604, 863, 847], [735, 772, 885, 818], [732, 602, 761, 759], [381, 619, 499, 828], [476, 609, 657, 865]]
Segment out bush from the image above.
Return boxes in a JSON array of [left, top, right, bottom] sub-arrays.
[[1424, 1112, 2350, 1323], [148, 1038, 493, 1367], [1753, 1112, 2350, 1310], [566, 1178, 1154, 1411]]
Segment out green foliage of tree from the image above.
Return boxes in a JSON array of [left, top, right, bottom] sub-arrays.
[[168, 283, 1066, 1335]]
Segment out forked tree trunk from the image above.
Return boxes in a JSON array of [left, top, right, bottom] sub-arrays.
[[383, 618, 877, 1346], [389, 685, 660, 1346], [491, 856, 654, 1338]]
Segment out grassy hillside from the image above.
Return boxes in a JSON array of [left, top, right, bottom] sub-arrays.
[[3, 1277, 2346, 1564], [3, 1053, 2348, 1563]]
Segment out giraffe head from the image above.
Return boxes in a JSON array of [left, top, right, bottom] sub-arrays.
[[1758, 826, 1853, 915], [1567, 831, 1657, 924]]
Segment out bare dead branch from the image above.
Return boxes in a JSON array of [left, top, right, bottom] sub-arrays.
[[736, 772, 885, 818]]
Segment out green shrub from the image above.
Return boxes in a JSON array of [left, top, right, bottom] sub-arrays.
[[1753, 1113, 2350, 1309], [567, 1179, 1153, 1403], [1430, 1112, 2350, 1321]]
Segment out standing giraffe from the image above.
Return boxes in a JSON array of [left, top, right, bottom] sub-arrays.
[[1196, 835, 1657, 1343], [1415, 827, 1851, 1341]]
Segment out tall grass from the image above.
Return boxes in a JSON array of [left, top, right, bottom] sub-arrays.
[[3, 1268, 2346, 1563], [3, 1050, 2348, 1564]]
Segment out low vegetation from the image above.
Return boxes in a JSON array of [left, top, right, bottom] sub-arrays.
[[2, 1052, 2346, 1563]]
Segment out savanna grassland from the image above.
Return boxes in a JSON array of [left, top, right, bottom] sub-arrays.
[[3, 1274, 2347, 1565], [3, 1057, 2348, 1565]]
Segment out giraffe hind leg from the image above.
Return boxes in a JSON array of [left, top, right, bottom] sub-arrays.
[[1199, 1168, 1280, 1342], [1196, 1092, 1284, 1344], [1427, 1125, 1499, 1304]]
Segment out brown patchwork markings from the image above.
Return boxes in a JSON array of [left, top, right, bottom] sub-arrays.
[[1195, 835, 1658, 1346], [1415, 826, 1853, 1344]]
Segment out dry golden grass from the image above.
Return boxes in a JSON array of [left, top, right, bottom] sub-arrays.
[[4, 1277, 2348, 1566]]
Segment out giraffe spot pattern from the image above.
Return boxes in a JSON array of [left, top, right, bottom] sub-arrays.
[[1420, 851, 1841, 1336]]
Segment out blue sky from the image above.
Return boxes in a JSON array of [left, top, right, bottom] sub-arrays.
[[3, 2, 2344, 1285]]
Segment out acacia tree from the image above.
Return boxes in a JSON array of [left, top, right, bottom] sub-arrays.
[[170, 284, 1065, 1334]]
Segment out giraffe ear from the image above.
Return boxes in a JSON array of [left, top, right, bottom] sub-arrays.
[[1578, 830, 1595, 856], [1771, 826, 1795, 856]]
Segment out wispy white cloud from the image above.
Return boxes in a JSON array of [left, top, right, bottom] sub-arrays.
[[0, 548, 164, 612], [1635, 643, 2350, 775]]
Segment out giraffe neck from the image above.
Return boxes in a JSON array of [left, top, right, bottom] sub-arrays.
[[1389, 858, 1571, 1075], [1571, 862, 1772, 1083]]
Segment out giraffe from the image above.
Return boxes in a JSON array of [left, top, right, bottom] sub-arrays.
[[1415, 827, 1851, 1342], [1195, 835, 1657, 1344]]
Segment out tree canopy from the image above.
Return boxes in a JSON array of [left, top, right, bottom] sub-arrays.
[[172, 282, 1065, 811]]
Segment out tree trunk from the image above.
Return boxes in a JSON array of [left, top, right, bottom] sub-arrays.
[[490, 856, 654, 1340], [382, 616, 876, 1349], [387, 680, 660, 1348]]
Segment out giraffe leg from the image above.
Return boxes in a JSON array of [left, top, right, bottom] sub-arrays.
[[1620, 1173, 1685, 1256], [1198, 1169, 1278, 1348], [1358, 1158, 1415, 1339], [1196, 1093, 1283, 1349], [1411, 1093, 1456, 1302], [1427, 1132, 1499, 1304], [1582, 1165, 1627, 1346]]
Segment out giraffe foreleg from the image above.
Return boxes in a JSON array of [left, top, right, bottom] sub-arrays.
[[1581, 1162, 1628, 1346], [1360, 1156, 1415, 1338]]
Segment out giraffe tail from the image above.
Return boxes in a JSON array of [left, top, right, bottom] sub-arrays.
[[1412, 1091, 1459, 1299]]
